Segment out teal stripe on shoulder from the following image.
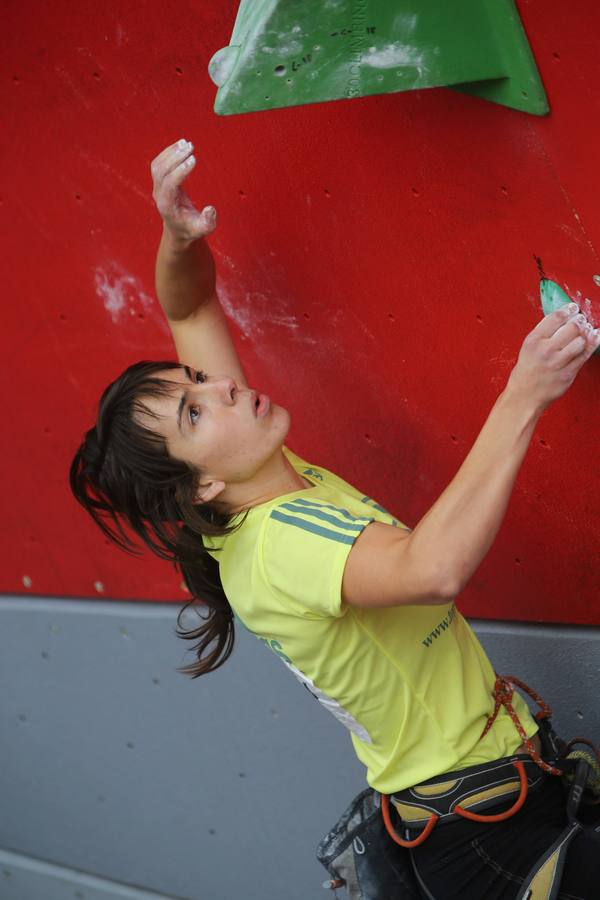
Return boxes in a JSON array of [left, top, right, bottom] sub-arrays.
[[287, 496, 373, 526], [270, 509, 362, 544], [279, 501, 371, 533]]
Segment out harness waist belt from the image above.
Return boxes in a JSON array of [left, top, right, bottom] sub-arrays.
[[390, 753, 549, 830]]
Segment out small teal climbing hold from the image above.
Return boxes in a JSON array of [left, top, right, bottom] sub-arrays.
[[540, 278, 599, 355], [540, 279, 571, 316]]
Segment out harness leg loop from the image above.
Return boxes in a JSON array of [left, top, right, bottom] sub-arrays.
[[381, 793, 439, 848]]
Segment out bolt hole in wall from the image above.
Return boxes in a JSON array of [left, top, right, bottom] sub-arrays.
[[92, 71, 100, 80], [500, 186, 508, 196], [515, 558, 522, 565], [553, 51, 560, 60], [175, 66, 183, 75]]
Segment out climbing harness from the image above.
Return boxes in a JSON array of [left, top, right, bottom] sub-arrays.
[[318, 674, 600, 899], [384, 754, 544, 843], [379, 674, 600, 900]]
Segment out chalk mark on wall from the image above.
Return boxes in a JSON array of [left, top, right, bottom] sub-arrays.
[[94, 261, 157, 325], [526, 120, 599, 264], [216, 275, 318, 345]]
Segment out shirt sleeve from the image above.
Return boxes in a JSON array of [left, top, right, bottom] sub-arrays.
[[260, 496, 375, 619]]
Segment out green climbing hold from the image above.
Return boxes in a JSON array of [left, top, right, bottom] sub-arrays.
[[209, 0, 549, 117], [540, 279, 599, 355], [540, 279, 572, 316]]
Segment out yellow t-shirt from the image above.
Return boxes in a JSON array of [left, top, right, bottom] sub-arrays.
[[203, 445, 538, 794]]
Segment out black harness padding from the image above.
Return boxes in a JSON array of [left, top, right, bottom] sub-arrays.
[[390, 754, 546, 831], [515, 757, 589, 900]]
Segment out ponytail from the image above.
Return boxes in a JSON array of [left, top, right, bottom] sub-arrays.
[[69, 360, 247, 677]]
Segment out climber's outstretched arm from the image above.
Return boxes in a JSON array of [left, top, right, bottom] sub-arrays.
[[151, 138, 249, 388]]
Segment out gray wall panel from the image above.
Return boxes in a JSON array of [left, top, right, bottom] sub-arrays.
[[1, 596, 364, 900], [472, 618, 600, 743], [1, 596, 598, 900], [0, 848, 187, 900]]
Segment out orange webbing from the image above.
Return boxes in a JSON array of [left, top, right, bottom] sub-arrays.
[[455, 760, 528, 822], [381, 793, 439, 847]]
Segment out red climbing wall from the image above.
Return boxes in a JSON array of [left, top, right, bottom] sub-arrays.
[[2, 1, 598, 622]]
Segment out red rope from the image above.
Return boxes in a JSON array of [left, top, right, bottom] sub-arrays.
[[381, 673, 566, 847], [479, 674, 563, 777]]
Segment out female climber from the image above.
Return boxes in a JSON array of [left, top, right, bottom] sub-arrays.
[[70, 138, 600, 899]]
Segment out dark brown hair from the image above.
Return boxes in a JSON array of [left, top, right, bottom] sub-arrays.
[[69, 360, 247, 677]]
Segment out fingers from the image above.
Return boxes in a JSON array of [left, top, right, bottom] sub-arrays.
[[556, 333, 588, 367], [583, 323, 600, 356], [166, 152, 196, 192], [151, 138, 191, 172], [151, 138, 195, 186], [549, 313, 589, 351], [533, 303, 580, 340], [528, 303, 599, 361], [556, 323, 600, 368]]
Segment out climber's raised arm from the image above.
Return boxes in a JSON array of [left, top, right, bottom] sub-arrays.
[[342, 306, 600, 609], [151, 138, 249, 388]]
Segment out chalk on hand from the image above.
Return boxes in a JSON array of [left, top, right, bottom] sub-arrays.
[[540, 278, 599, 356]]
